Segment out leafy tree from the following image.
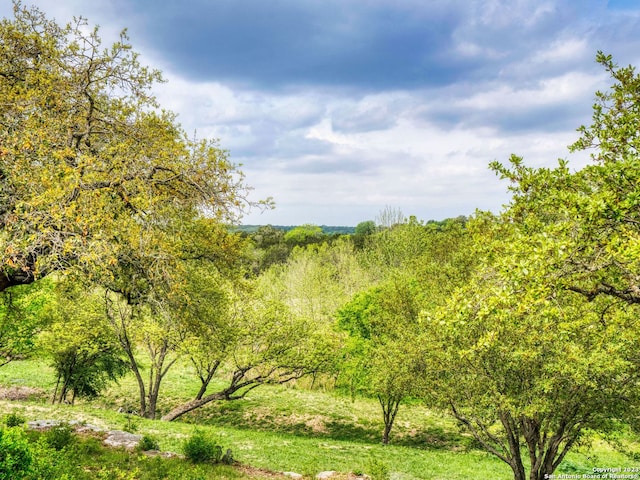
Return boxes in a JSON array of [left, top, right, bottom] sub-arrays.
[[248, 225, 290, 272], [72, 214, 247, 420], [355, 220, 376, 236], [336, 275, 424, 444], [0, 280, 52, 366], [353, 220, 377, 249], [419, 53, 640, 480], [283, 224, 325, 246], [40, 283, 128, 404], [0, 2, 262, 293], [421, 228, 640, 480], [333, 215, 472, 444]]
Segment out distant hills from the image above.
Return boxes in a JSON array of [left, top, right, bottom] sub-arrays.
[[236, 225, 356, 235]]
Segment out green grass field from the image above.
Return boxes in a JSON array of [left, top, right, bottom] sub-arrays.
[[0, 358, 639, 479]]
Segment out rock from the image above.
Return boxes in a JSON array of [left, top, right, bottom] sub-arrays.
[[71, 422, 102, 433], [316, 471, 337, 479], [27, 419, 61, 430], [283, 472, 303, 479], [103, 430, 142, 449]]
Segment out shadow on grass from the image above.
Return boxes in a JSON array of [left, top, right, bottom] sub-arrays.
[[180, 400, 475, 452]]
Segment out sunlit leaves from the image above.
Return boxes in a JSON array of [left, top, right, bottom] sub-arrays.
[[0, 2, 259, 291]]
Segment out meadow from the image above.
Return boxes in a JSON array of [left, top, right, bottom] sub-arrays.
[[0, 358, 638, 480]]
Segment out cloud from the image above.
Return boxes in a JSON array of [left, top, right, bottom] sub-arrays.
[[3, 0, 640, 225], [52, 0, 479, 91]]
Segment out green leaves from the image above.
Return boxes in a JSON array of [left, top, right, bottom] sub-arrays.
[[422, 52, 640, 480], [0, 2, 258, 292]]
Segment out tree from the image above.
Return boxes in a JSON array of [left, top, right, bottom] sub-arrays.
[[418, 53, 640, 480], [248, 225, 290, 272], [353, 220, 376, 249], [103, 290, 179, 419], [335, 219, 472, 445], [40, 282, 128, 404], [283, 224, 325, 246], [355, 220, 376, 236], [336, 275, 424, 445], [375, 206, 405, 229], [0, 2, 263, 292], [88, 214, 249, 420], [420, 227, 640, 480]]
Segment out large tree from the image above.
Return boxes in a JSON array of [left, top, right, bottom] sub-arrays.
[[0, 2, 261, 292], [337, 217, 472, 444], [421, 248, 640, 480], [420, 53, 640, 480], [489, 52, 640, 307]]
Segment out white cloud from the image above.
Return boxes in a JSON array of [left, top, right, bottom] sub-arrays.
[[2, 0, 639, 225]]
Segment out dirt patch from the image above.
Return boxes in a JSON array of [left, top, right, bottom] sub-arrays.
[[287, 413, 328, 434], [0, 386, 44, 401], [244, 408, 329, 434], [236, 464, 290, 478]]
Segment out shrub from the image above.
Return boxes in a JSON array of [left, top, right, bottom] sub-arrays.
[[5, 412, 25, 428], [0, 427, 33, 479], [366, 458, 390, 480], [182, 431, 222, 464], [44, 423, 76, 451], [122, 414, 139, 433], [136, 434, 160, 452]]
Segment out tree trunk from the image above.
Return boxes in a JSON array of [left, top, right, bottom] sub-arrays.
[[161, 391, 227, 421], [122, 340, 147, 417], [144, 340, 177, 419], [162, 369, 262, 421], [0, 269, 35, 293], [130, 359, 148, 417], [194, 360, 220, 400], [499, 412, 527, 480], [378, 395, 402, 445]]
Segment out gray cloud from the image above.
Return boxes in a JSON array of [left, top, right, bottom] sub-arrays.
[[4, 1, 640, 225]]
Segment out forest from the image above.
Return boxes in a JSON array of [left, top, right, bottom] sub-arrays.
[[2, 3, 640, 480]]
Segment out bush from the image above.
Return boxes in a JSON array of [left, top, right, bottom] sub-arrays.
[[182, 431, 223, 464], [44, 423, 76, 451], [366, 458, 390, 480], [5, 412, 25, 428], [136, 434, 160, 452], [122, 414, 139, 433], [0, 427, 33, 479]]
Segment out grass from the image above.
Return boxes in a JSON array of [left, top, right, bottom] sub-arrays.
[[0, 357, 639, 479]]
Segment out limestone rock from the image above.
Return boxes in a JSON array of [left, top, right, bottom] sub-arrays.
[[283, 472, 303, 479], [316, 471, 337, 479], [103, 430, 142, 449]]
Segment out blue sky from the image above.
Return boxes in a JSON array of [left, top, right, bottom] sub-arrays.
[[3, 1, 640, 225]]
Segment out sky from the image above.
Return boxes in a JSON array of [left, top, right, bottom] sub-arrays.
[[2, 1, 640, 226]]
